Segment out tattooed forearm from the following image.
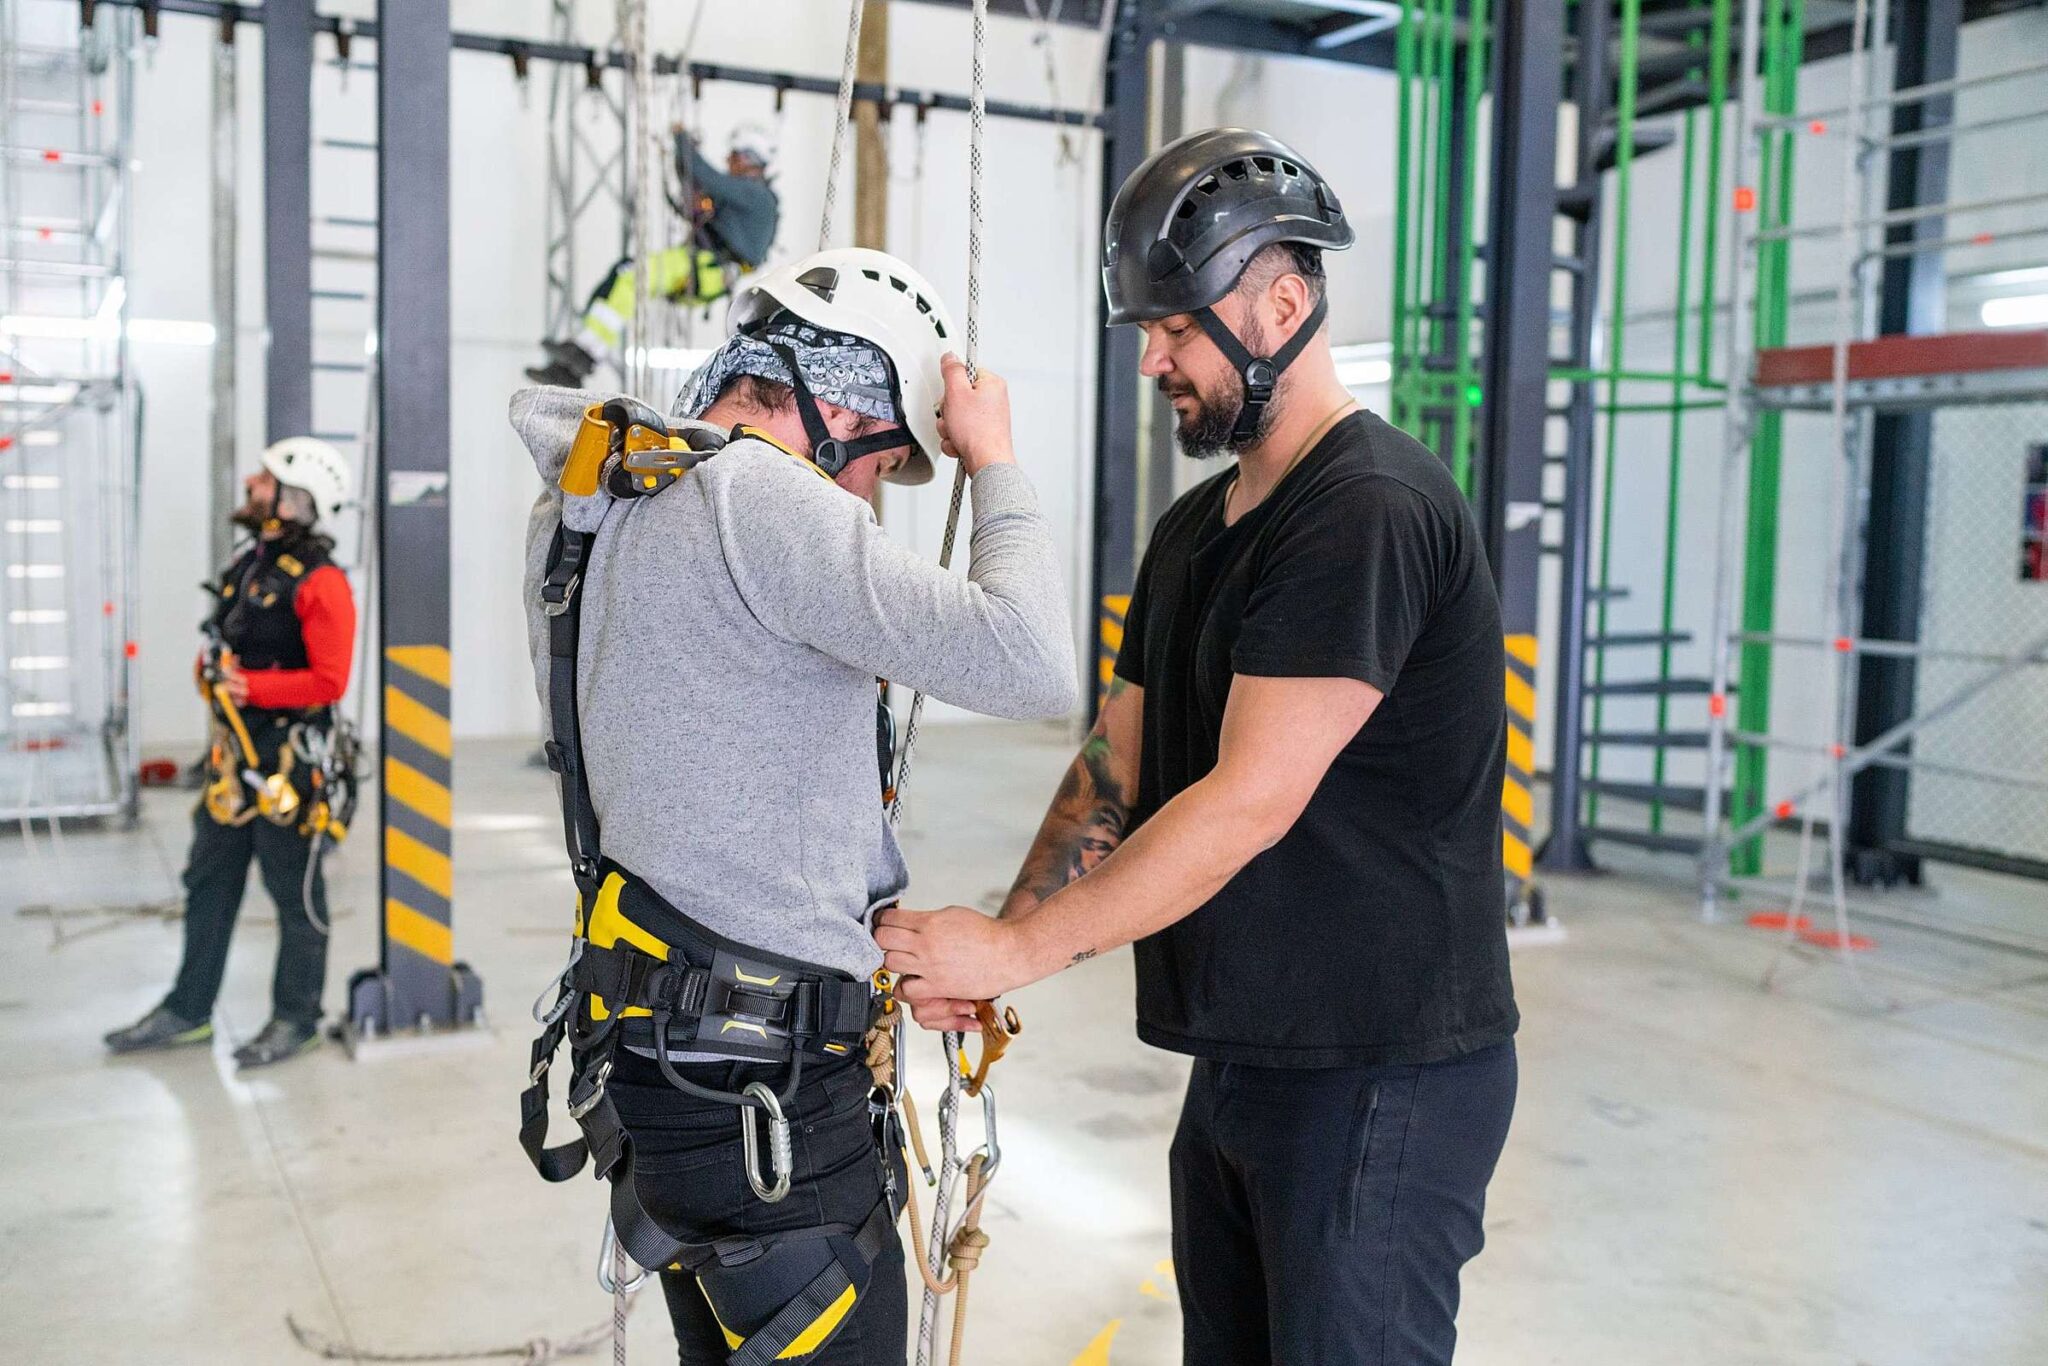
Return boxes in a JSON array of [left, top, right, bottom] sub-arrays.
[[1070, 948, 1099, 965], [1000, 683, 1137, 918]]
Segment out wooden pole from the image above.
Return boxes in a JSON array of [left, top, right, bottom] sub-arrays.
[[853, 0, 890, 252]]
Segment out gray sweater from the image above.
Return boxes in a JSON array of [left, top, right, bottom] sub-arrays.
[[513, 386, 1076, 978]]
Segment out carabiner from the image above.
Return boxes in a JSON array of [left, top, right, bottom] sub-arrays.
[[740, 1080, 793, 1204], [595, 1215, 651, 1296], [973, 1080, 1003, 1184]]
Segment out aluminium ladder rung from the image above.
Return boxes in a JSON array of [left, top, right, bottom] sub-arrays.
[[1584, 825, 1702, 855], [1585, 730, 1711, 749], [1583, 779, 1728, 813], [1587, 630, 1695, 648], [1584, 676, 1716, 697]]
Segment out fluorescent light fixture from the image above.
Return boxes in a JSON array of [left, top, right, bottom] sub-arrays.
[[4, 519, 61, 533], [0, 312, 216, 345], [128, 318, 217, 345], [9, 656, 69, 670], [3, 474, 61, 489], [1982, 294, 2048, 328], [23, 431, 61, 447], [639, 346, 714, 371], [6, 564, 63, 578], [1336, 357, 1394, 387], [8, 609, 67, 624], [1, 314, 100, 339], [11, 700, 72, 717]]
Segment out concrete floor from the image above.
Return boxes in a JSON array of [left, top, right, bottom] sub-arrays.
[[3, 723, 2045, 1365]]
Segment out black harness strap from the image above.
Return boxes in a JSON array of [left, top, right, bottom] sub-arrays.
[[1190, 292, 1330, 444], [527, 450, 897, 1363]]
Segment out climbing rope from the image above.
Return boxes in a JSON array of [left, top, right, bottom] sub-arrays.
[[870, 11, 991, 1360], [286, 1306, 636, 1366], [818, 0, 865, 250]]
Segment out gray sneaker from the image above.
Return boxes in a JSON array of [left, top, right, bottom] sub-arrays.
[[233, 1018, 320, 1070], [104, 1007, 213, 1054]]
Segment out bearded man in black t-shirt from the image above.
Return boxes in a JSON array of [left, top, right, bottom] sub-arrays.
[[879, 129, 1519, 1365]]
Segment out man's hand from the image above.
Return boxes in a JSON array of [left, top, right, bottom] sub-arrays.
[[218, 662, 250, 706], [934, 354, 1015, 476], [876, 905, 1034, 1012]]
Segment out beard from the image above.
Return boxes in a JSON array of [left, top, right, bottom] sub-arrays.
[[230, 502, 272, 532], [1159, 316, 1275, 459]]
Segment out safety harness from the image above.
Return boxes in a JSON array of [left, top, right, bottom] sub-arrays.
[[198, 548, 359, 851], [520, 398, 903, 1365], [1190, 292, 1330, 444]]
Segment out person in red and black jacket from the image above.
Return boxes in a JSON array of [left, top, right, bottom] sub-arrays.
[[106, 438, 358, 1069]]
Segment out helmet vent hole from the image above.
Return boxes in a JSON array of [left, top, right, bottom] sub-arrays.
[[1195, 174, 1219, 196], [1175, 200, 1198, 220], [1252, 156, 1276, 173], [862, 269, 882, 282], [1223, 160, 1249, 181], [1281, 160, 1300, 176]]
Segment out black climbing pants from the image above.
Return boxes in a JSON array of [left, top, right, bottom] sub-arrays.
[[162, 722, 330, 1029], [607, 1048, 908, 1366], [1169, 1041, 1517, 1366]]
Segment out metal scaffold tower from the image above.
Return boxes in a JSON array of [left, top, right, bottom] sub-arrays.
[[539, 0, 631, 357], [1702, 0, 2048, 947], [0, 0, 140, 824]]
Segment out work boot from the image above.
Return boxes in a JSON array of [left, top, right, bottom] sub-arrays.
[[524, 339, 596, 388], [233, 1018, 319, 1070], [104, 1006, 213, 1054]]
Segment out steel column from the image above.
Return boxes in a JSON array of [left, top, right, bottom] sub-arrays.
[[209, 19, 237, 570], [1090, 0, 1149, 715], [347, 0, 481, 1036], [261, 0, 312, 442], [1541, 0, 1611, 872], [1848, 0, 1959, 886], [1139, 35, 1184, 542], [1479, 0, 1564, 902]]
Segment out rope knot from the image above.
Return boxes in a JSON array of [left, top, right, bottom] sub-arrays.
[[947, 1227, 990, 1274]]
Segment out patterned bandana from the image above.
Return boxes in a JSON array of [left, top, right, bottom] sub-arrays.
[[673, 311, 900, 428]]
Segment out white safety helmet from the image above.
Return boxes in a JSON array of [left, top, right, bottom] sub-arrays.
[[728, 247, 956, 487], [260, 436, 353, 522], [729, 120, 777, 171]]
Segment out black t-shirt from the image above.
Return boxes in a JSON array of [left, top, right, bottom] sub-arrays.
[[1115, 410, 1518, 1067]]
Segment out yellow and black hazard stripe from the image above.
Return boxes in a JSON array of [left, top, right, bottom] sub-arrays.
[[1502, 634, 1538, 890], [382, 644, 454, 968], [1098, 592, 1131, 700]]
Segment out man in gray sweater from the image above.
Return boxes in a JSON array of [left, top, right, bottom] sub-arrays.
[[515, 246, 1074, 1365]]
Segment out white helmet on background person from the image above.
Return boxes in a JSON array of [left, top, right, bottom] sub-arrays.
[[261, 436, 353, 522], [727, 247, 957, 487], [729, 120, 777, 170]]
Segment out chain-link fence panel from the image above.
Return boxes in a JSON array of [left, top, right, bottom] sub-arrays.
[[1905, 400, 2048, 867]]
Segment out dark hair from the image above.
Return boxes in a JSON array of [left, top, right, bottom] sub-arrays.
[[276, 521, 337, 559], [720, 372, 796, 413], [1235, 241, 1326, 305]]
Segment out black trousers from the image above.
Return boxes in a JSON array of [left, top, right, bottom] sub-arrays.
[[1170, 1041, 1517, 1366], [162, 724, 330, 1028], [607, 1048, 907, 1366]]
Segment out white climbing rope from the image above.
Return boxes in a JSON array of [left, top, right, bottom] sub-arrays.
[[818, 0, 865, 250]]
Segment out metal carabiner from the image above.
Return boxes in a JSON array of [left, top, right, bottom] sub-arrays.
[[595, 1215, 651, 1296], [740, 1080, 793, 1204], [972, 1080, 1003, 1184]]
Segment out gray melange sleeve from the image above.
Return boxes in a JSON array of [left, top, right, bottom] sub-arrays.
[[714, 453, 1078, 720]]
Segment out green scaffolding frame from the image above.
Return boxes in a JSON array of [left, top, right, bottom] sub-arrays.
[[1389, 0, 1739, 843]]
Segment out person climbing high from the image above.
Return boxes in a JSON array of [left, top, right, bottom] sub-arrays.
[[526, 120, 783, 388], [105, 438, 360, 1070], [512, 246, 1075, 1363]]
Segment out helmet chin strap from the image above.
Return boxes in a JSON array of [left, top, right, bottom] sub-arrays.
[[1188, 293, 1329, 445], [763, 342, 908, 478]]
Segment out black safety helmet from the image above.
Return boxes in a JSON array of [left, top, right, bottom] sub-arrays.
[[1103, 127, 1354, 442]]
